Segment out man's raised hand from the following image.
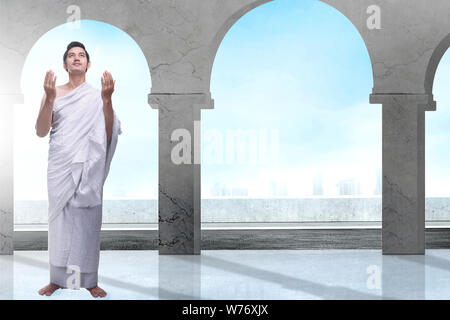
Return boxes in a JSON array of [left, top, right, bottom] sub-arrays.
[[101, 71, 115, 102], [44, 70, 57, 101]]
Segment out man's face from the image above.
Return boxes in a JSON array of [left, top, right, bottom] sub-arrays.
[[64, 46, 90, 74]]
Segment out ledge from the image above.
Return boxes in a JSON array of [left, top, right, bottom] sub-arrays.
[[148, 92, 214, 109], [12, 222, 450, 251], [369, 93, 436, 111]]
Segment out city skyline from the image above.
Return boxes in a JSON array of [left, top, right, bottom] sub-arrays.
[[206, 168, 381, 198]]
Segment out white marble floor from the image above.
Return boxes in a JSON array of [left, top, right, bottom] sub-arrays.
[[1, 249, 450, 300]]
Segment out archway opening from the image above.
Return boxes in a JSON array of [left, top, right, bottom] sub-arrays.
[[206, 0, 378, 227], [15, 19, 156, 228], [425, 42, 450, 223]]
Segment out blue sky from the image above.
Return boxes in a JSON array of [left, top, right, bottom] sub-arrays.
[[206, 0, 378, 197], [14, 0, 450, 200]]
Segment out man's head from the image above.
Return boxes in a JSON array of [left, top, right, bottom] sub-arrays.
[[63, 41, 90, 74]]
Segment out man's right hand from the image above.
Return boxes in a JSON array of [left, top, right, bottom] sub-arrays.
[[44, 70, 57, 101]]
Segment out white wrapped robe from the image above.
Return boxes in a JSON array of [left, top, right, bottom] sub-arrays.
[[47, 81, 121, 288]]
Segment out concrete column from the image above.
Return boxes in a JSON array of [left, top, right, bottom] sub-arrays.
[[0, 94, 22, 255], [149, 93, 213, 255], [370, 94, 435, 255]]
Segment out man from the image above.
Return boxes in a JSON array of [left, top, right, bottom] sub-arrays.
[[35, 41, 122, 298]]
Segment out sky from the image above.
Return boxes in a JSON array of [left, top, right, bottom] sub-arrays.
[[14, 0, 450, 200]]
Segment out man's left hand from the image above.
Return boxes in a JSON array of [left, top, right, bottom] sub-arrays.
[[101, 71, 115, 102]]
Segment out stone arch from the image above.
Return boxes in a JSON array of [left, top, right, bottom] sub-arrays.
[[11, 19, 153, 98], [425, 33, 450, 96], [0, 0, 159, 97], [205, 0, 273, 94], [206, 0, 375, 95], [18, 18, 152, 93], [317, 1, 376, 91]]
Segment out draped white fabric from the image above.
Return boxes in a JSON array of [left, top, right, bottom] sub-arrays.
[[47, 81, 122, 223]]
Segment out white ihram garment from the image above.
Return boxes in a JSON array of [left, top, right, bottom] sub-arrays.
[[47, 81, 121, 288]]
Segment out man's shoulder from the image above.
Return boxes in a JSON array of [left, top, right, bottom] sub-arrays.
[[54, 85, 69, 99], [91, 86, 101, 97], [84, 83, 100, 93], [86, 84, 102, 102]]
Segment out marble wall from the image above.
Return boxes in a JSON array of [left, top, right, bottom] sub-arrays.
[[2, 0, 450, 254]]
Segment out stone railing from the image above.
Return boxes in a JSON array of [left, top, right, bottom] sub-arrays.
[[13, 197, 450, 225]]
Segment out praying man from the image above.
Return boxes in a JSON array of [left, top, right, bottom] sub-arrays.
[[35, 41, 122, 298]]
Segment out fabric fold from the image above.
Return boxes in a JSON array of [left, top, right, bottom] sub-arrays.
[[47, 81, 122, 223]]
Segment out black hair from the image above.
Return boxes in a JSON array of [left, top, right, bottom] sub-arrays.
[[63, 41, 90, 72]]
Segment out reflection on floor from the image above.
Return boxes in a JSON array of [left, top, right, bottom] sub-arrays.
[[1, 249, 449, 300]]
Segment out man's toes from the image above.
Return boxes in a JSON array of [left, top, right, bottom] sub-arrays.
[[94, 289, 106, 297], [39, 286, 49, 295], [87, 287, 106, 298]]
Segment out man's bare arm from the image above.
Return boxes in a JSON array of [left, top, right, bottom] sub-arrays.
[[101, 71, 115, 144], [36, 71, 57, 137], [35, 93, 54, 137], [103, 99, 113, 143]]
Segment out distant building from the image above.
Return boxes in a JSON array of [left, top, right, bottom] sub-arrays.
[[269, 180, 288, 197], [210, 182, 231, 197], [374, 168, 382, 195], [231, 187, 248, 196], [313, 173, 323, 196], [337, 178, 361, 195]]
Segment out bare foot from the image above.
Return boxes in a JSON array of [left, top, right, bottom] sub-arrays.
[[38, 283, 62, 296], [86, 286, 107, 298]]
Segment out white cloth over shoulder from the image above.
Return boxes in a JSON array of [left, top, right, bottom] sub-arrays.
[[47, 81, 122, 223]]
